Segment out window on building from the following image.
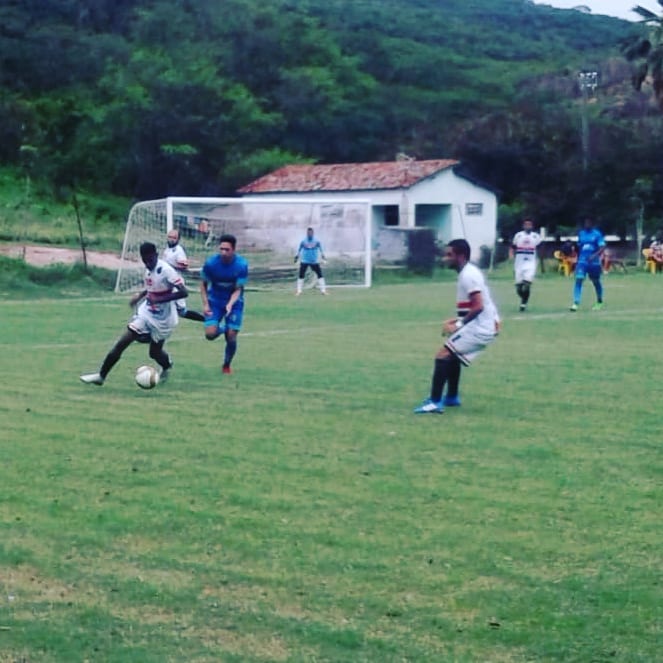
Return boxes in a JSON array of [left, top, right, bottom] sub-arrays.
[[384, 205, 399, 226], [465, 203, 483, 216]]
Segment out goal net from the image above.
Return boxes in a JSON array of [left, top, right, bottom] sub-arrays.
[[115, 196, 372, 293]]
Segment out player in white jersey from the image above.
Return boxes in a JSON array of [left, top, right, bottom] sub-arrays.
[[414, 239, 500, 414], [80, 242, 188, 386], [510, 218, 542, 312], [162, 229, 205, 322]]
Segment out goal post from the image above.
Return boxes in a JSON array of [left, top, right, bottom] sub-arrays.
[[115, 196, 373, 293]]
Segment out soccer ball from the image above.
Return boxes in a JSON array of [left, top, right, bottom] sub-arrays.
[[135, 365, 160, 390]]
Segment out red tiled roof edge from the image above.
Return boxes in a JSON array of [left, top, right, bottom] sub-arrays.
[[237, 159, 460, 194]]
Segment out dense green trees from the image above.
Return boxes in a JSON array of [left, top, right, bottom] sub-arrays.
[[621, 2, 663, 104], [1, 0, 662, 236]]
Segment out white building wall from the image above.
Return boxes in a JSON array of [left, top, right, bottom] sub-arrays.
[[241, 169, 497, 262], [405, 170, 497, 261]]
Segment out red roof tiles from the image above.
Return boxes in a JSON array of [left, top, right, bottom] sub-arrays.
[[237, 159, 459, 194]]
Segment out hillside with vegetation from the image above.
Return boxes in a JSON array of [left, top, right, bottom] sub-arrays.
[[1, 0, 661, 238]]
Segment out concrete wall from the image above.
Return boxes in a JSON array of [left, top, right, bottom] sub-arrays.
[[241, 169, 497, 263], [405, 169, 497, 261]]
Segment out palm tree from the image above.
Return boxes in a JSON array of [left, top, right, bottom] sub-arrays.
[[621, 2, 663, 103]]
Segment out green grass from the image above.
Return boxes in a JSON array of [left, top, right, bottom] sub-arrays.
[[1, 268, 661, 662], [0, 256, 117, 297], [0, 168, 129, 252]]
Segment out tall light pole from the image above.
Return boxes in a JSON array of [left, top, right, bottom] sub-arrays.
[[578, 70, 598, 172]]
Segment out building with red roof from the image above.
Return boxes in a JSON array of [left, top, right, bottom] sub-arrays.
[[238, 158, 497, 263]]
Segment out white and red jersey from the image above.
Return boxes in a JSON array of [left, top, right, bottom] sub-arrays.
[[511, 230, 541, 268], [456, 262, 499, 333], [162, 243, 189, 271], [141, 259, 184, 321]]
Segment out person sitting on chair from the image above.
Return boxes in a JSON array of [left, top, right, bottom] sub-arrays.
[[650, 236, 663, 271], [561, 240, 577, 264], [559, 240, 577, 275]]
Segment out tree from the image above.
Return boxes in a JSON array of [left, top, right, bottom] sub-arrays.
[[0, 0, 640, 202], [629, 176, 654, 267], [621, 2, 663, 105]]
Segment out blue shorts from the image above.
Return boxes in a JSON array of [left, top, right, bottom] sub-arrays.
[[575, 261, 602, 280], [204, 300, 244, 331]]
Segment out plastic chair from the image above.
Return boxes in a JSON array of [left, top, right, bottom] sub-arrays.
[[643, 248, 658, 274]]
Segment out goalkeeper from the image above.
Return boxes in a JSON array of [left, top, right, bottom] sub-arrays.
[[294, 227, 328, 296]]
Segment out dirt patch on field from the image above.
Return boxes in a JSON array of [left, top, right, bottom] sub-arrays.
[[0, 243, 126, 269]]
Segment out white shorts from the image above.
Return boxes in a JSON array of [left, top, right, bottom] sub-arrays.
[[128, 301, 178, 342], [515, 260, 537, 283], [445, 323, 497, 366]]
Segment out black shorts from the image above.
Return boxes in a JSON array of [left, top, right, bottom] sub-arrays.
[[299, 262, 323, 279]]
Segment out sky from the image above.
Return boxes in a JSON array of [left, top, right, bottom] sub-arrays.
[[532, 0, 659, 21]]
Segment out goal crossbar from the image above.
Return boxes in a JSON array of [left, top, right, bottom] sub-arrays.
[[115, 196, 373, 293]]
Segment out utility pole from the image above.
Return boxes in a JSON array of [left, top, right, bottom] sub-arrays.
[[578, 71, 598, 172]]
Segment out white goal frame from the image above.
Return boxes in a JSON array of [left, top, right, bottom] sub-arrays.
[[114, 196, 373, 293]]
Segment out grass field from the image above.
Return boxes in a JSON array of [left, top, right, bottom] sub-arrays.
[[1, 268, 661, 662]]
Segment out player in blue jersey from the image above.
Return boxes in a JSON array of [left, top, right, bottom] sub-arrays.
[[200, 234, 249, 374], [294, 227, 328, 295], [570, 217, 605, 312]]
